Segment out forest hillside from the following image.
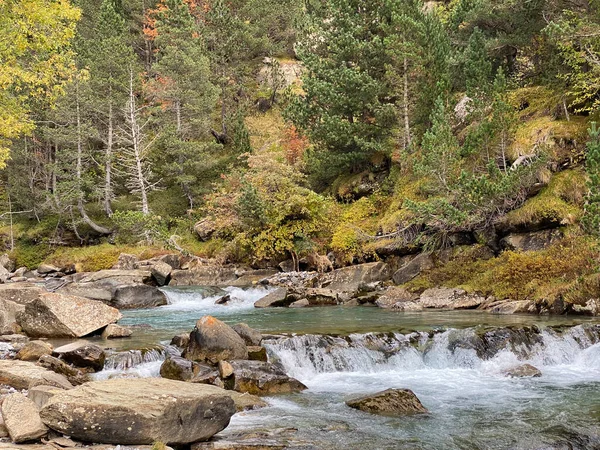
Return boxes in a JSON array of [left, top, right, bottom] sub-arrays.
[[2, 0, 600, 310]]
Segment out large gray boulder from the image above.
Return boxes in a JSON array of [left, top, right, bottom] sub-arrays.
[[232, 323, 263, 346], [392, 254, 434, 285], [112, 284, 167, 309], [322, 262, 391, 292], [0, 254, 15, 272], [184, 316, 248, 364], [0, 360, 72, 390], [1, 393, 48, 443], [346, 388, 428, 416], [417, 288, 485, 310], [254, 288, 289, 308], [224, 360, 307, 395], [39, 378, 236, 445], [16, 292, 121, 338], [0, 284, 44, 305], [500, 229, 562, 252]]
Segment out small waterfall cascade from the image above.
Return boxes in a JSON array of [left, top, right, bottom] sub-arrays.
[[95, 344, 180, 380], [160, 285, 272, 312], [265, 324, 600, 380]]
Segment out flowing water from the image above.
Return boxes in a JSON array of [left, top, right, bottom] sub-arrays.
[[110, 286, 600, 449]]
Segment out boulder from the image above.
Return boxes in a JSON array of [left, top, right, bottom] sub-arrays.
[[500, 229, 562, 252], [346, 388, 428, 416], [304, 288, 342, 306], [17, 292, 121, 338], [323, 262, 391, 292], [278, 259, 296, 273], [148, 260, 172, 286], [289, 299, 309, 308], [0, 360, 72, 390], [0, 266, 9, 284], [376, 287, 419, 309], [101, 324, 132, 339], [0, 254, 15, 273], [0, 299, 25, 335], [417, 288, 486, 309], [247, 346, 268, 362], [503, 364, 542, 378], [112, 285, 167, 309], [218, 361, 234, 379], [194, 218, 216, 242], [215, 294, 231, 305], [16, 340, 53, 361], [225, 360, 307, 395], [0, 284, 44, 305], [392, 254, 434, 285], [484, 299, 537, 314], [157, 254, 183, 270], [39, 378, 236, 445], [1, 393, 48, 443], [53, 342, 106, 371], [229, 270, 278, 287], [112, 253, 139, 270], [38, 355, 91, 386], [160, 356, 216, 383], [170, 333, 190, 348], [0, 414, 8, 438], [185, 316, 248, 364], [232, 323, 263, 346], [254, 288, 290, 308], [37, 264, 61, 275]]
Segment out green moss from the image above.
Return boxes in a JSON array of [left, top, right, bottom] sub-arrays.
[[10, 244, 53, 269], [501, 169, 586, 230]]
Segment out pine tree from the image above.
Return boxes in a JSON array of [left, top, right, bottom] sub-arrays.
[[286, 0, 397, 187], [584, 123, 600, 236], [464, 27, 492, 98]]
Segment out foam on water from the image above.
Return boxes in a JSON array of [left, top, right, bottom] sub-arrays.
[[160, 285, 272, 314]]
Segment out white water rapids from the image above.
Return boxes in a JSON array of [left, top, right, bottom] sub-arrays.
[[112, 286, 600, 449]]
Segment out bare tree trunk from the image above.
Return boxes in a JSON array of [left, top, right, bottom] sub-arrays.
[[75, 84, 112, 235], [175, 99, 182, 135], [104, 97, 114, 216], [403, 57, 411, 151], [128, 69, 150, 215]]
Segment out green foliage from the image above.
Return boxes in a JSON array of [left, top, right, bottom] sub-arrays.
[[583, 123, 600, 235]]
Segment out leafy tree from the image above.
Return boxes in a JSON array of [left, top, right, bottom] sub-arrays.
[[0, 0, 81, 167], [584, 122, 600, 235]]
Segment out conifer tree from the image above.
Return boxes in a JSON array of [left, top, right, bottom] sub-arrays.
[[584, 123, 600, 236]]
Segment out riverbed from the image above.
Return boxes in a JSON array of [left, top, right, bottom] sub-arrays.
[[108, 286, 600, 449]]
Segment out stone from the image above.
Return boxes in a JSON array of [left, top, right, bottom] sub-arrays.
[[112, 285, 167, 309], [391, 301, 423, 311], [16, 340, 53, 361], [218, 360, 234, 379], [417, 288, 467, 309], [215, 294, 231, 305], [1, 393, 48, 443], [289, 299, 309, 308], [27, 385, 65, 409], [53, 342, 106, 371], [37, 265, 61, 275], [101, 324, 132, 339], [160, 356, 215, 382], [247, 346, 268, 362], [37, 355, 90, 386], [304, 288, 341, 306], [392, 254, 434, 285], [17, 292, 121, 338], [225, 391, 268, 412], [346, 388, 428, 416], [503, 364, 542, 378], [278, 259, 296, 273], [0, 360, 72, 390], [375, 287, 419, 308], [500, 229, 562, 252], [485, 299, 536, 314], [454, 95, 473, 122], [225, 360, 307, 395], [157, 254, 182, 270], [0, 284, 44, 305], [323, 262, 391, 292], [170, 333, 190, 348], [232, 323, 263, 346], [194, 218, 216, 242], [149, 260, 172, 286], [254, 288, 290, 308], [39, 378, 236, 445], [230, 270, 278, 287], [0, 414, 8, 438], [0, 299, 25, 335], [0, 254, 15, 273], [185, 316, 248, 364], [112, 253, 139, 270], [0, 266, 9, 284]]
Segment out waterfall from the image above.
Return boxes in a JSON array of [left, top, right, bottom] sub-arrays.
[[264, 325, 600, 381], [95, 345, 179, 380], [159, 285, 272, 313]]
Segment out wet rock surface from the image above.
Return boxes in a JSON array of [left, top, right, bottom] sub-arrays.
[[39, 378, 236, 445], [185, 316, 248, 364], [224, 360, 307, 395], [346, 388, 428, 416]]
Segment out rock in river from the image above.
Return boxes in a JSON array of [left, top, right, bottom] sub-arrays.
[[346, 388, 428, 416], [184, 316, 248, 364], [503, 364, 542, 378], [53, 342, 106, 371], [0, 360, 72, 390], [225, 360, 307, 395], [16, 292, 121, 338], [39, 378, 236, 445]]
